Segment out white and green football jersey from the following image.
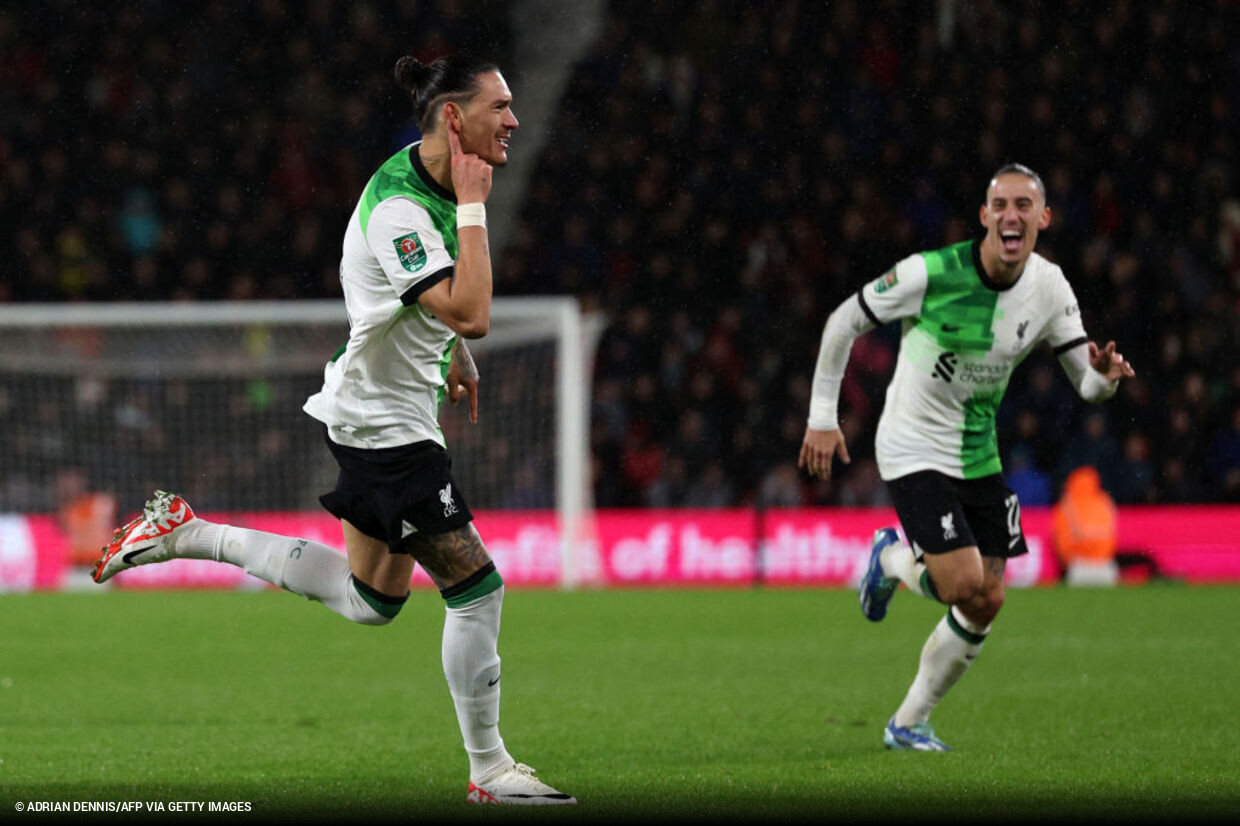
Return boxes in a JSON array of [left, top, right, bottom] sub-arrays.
[[304, 142, 462, 449], [862, 240, 1088, 480]]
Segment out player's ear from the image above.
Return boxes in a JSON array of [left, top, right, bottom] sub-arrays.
[[979, 203, 989, 228], [1039, 205, 1052, 230], [446, 101, 466, 131]]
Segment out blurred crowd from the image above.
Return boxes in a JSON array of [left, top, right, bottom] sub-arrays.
[[2, 0, 1237, 510], [506, 0, 1240, 508], [0, 0, 512, 302]]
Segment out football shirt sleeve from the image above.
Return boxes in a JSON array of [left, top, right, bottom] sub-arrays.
[[855, 254, 929, 326], [365, 197, 456, 306], [807, 294, 873, 429], [1042, 274, 1089, 354], [1058, 345, 1119, 402], [806, 255, 928, 430], [1046, 274, 1117, 402]]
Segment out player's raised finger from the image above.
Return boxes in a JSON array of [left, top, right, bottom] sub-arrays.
[[1114, 352, 1135, 378]]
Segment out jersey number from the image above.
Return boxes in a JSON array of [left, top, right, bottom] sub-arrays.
[[1004, 494, 1022, 539]]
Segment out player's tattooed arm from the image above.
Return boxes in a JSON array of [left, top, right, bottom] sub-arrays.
[[404, 524, 494, 590], [446, 340, 481, 422], [452, 339, 479, 382]]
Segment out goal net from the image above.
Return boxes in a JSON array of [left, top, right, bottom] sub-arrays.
[[0, 298, 596, 578]]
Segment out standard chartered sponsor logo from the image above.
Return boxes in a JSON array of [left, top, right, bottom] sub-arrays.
[[958, 360, 1007, 385], [932, 352, 957, 382]]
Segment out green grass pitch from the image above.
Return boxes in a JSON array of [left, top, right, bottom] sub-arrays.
[[2, 584, 1237, 822]]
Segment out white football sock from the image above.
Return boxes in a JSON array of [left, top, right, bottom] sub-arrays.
[[169, 520, 392, 625], [880, 539, 934, 599], [442, 586, 511, 782], [893, 606, 989, 727]]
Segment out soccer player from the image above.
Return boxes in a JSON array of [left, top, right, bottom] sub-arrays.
[[798, 164, 1135, 751], [93, 53, 575, 805]]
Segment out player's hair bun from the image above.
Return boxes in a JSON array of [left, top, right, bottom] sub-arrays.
[[393, 55, 432, 94], [394, 53, 499, 129]]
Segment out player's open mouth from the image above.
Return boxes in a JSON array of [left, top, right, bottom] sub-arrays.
[[1000, 230, 1022, 254], [497, 136, 510, 149]]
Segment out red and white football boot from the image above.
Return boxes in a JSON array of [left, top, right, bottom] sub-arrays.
[[466, 762, 576, 806], [92, 490, 198, 584]]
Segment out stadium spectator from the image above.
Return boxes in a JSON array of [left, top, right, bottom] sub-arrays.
[[1052, 464, 1120, 586], [1111, 431, 1159, 505], [1004, 445, 1053, 508], [1057, 409, 1122, 494], [1205, 404, 1240, 502]]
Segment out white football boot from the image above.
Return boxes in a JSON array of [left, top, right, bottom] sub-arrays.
[[466, 762, 576, 806], [92, 490, 200, 584]]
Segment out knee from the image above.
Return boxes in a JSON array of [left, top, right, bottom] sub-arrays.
[[348, 574, 408, 626], [355, 610, 397, 627], [959, 587, 1004, 627], [358, 593, 407, 626], [934, 571, 986, 606]]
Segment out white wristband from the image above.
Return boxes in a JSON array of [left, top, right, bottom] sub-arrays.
[[457, 202, 486, 229]]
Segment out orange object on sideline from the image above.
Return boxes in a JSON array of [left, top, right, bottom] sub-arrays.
[[1052, 466, 1117, 563], [61, 492, 119, 567]]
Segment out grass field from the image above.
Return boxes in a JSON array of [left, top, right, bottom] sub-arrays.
[[2, 584, 1238, 822]]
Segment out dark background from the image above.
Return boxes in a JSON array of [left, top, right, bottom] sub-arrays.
[[2, 0, 1237, 510]]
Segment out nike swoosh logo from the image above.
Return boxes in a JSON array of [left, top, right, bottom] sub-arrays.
[[122, 544, 158, 564], [1008, 535, 1022, 549], [487, 676, 501, 687]]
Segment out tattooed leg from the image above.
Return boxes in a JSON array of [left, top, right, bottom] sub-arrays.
[[959, 555, 1007, 628], [404, 523, 495, 592]]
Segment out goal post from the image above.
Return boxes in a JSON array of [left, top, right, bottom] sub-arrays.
[[447, 296, 599, 588], [0, 297, 598, 587]]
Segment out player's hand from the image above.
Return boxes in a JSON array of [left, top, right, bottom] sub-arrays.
[[447, 120, 492, 204], [1088, 340, 1136, 381], [446, 353, 480, 424], [798, 426, 850, 481]]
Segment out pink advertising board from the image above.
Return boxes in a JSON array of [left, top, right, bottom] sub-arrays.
[[0, 515, 69, 591], [1111, 506, 1240, 581], [591, 509, 758, 586], [1, 507, 1236, 591]]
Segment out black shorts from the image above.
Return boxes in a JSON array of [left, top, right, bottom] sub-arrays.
[[885, 470, 1027, 558], [319, 430, 474, 554]]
